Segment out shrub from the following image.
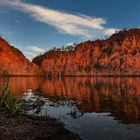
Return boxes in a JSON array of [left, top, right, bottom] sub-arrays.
[[0, 84, 21, 114]]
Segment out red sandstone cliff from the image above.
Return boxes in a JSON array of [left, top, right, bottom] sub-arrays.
[[0, 36, 43, 76], [33, 29, 140, 76]]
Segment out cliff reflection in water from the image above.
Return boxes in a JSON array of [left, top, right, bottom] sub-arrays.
[[1, 77, 140, 124], [0, 77, 43, 96]]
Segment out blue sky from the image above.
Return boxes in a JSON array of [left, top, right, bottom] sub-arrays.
[[0, 0, 140, 60]]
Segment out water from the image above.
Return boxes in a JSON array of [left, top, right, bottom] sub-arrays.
[[1, 77, 140, 140]]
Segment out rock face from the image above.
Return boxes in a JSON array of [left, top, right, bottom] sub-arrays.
[[33, 29, 140, 76], [0, 36, 43, 76]]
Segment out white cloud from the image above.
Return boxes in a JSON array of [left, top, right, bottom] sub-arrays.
[[104, 28, 117, 35], [66, 43, 75, 46], [20, 45, 46, 60], [30, 46, 46, 53], [0, 0, 118, 38]]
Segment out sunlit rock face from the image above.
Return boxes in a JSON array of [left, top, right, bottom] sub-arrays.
[[0, 37, 43, 76], [33, 29, 140, 76]]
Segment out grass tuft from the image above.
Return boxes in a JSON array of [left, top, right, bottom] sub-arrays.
[[0, 84, 22, 114]]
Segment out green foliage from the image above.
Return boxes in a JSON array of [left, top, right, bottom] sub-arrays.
[[0, 84, 21, 114]]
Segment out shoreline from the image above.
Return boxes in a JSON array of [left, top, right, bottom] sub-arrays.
[[0, 110, 81, 140]]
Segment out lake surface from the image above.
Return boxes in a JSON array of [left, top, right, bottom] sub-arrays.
[[1, 77, 140, 140]]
